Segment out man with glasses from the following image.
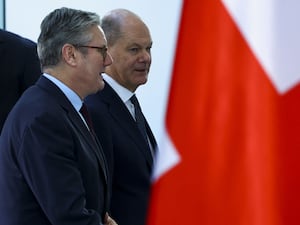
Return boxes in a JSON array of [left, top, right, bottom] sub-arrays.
[[0, 7, 117, 225]]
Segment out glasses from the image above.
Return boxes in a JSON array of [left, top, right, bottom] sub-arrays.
[[75, 45, 108, 61]]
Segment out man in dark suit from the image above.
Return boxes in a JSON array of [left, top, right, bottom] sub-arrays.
[[86, 9, 157, 225], [0, 7, 117, 225], [0, 29, 42, 133]]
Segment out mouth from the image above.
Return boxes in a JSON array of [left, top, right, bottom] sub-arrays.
[[135, 68, 148, 73]]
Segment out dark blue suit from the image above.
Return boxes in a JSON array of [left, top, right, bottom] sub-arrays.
[[0, 29, 41, 133], [0, 76, 109, 225], [86, 82, 157, 225]]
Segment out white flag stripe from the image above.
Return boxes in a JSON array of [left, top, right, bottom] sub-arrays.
[[222, 0, 300, 93], [152, 128, 181, 181]]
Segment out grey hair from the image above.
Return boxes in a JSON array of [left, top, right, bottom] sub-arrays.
[[101, 9, 142, 47], [37, 7, 100, 69]]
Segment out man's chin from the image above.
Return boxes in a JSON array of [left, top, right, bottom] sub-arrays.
[[99, 80, 105, 90]]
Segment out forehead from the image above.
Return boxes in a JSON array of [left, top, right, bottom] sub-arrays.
[[90, 25, 107, 45], [120, 22, 152, 46]]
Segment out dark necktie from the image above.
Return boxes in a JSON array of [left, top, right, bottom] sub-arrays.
[[130, 94, 149, 143], [80, 103, 95, 135], [131, 95, 155, 162]]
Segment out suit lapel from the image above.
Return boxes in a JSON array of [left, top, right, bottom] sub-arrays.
[[144, 115, 158, 153], [36, 77, 108, 183], [67, 109, 108, 182], [102, 84, 154, 166]]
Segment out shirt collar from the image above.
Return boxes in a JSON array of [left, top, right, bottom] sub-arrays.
[[43, 73, 82, 112], [103, 73, 134, 103]]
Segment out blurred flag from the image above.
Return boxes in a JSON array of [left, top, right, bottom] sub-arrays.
[[147, 0, 300, 224]]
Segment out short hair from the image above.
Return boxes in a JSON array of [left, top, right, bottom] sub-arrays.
[[37, 7, 100, 69], [101, 9, 142, 47]]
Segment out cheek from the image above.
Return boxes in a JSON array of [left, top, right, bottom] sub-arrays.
[[116, 58, 132, 72]]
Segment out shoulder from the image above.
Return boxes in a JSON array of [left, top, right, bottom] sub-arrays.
[[85, 84, 113, 110], [0, 30, 36, 48]]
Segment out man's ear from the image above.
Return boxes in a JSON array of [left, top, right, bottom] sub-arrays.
[[61, 44, 78, 66]]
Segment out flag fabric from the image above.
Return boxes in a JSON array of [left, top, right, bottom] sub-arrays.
[[147, 0, 300, 225]]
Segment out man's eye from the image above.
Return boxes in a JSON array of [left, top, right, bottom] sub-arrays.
[[130, 48, 139, 53]]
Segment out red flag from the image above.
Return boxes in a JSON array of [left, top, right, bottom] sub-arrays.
[[148, 0, 300, 224]]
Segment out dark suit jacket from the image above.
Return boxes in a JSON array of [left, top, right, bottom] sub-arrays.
[[0, 29, 42, 133], [85, 82, 157, 225], [0, 76, 109, 225]]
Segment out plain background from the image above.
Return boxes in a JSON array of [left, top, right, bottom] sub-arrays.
[[5, 0, 183, 143]]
